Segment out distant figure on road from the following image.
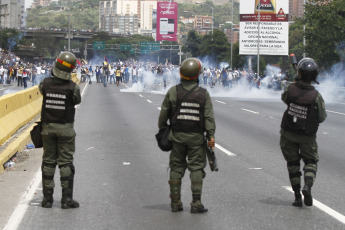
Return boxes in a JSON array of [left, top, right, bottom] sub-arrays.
[[158, 58, 216, 213], [39, 51, 81, 209], [280, 57, 327, 207]]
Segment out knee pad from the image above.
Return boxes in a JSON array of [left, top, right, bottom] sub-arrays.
[[190, 169, 205, 183], [170, 170, 184, 181]]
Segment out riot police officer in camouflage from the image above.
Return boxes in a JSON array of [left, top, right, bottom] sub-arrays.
[[280, 57, 327, 207], [158, 58, 216, 213], [39, 51, 81, 209]]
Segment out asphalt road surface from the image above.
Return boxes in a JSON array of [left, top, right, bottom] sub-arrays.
[[2, 81, 345, 230]]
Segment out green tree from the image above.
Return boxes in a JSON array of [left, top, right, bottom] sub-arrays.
[[183, 30, 201, 57], [304, 0, 345, 68], [0, 28, 20, 51], [199, 29, 230, 63]]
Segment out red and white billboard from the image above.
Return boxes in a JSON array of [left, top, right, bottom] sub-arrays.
[[240, 0, 289, 55], [156, 2, 178, 41]]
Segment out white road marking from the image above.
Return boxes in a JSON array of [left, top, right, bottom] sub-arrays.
[[326, 110, 345, 116], [215, 100, 226, 104], [157, 107, 161, 110], [147, 99, 152, 103], [283, 186, 345, 225], [216, 143, 236, 156], [241, 108, 259, 114], [249, 168, 262, 170], [4, 169, 42, 230], [139, 94, 143, 97], [86, 146, 95, 151]]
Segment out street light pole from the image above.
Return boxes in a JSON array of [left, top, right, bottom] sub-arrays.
[[68, 8, 71, 51], [257, 0, 261, 76], [230, 0, 233, 70]]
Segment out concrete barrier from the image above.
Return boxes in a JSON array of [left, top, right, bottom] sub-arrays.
[[0, 75, 80, 173], [0, 86, 42, 146]]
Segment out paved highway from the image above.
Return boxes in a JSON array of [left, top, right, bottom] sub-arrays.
[[1, 81, 345, 230]]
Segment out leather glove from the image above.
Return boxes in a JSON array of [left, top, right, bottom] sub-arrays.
[[207, 137, 215, 150]]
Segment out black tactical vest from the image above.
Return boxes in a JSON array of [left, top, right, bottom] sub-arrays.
[[281, 83, 319, 135], [41, 77, 76, 123], [171, 84, 206, 133]]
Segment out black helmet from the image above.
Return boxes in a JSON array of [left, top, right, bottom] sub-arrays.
[[52, 51, 76, 80], [180, 58, 203, 80], [297, 57, 319, 83]]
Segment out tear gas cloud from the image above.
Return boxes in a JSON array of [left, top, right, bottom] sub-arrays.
[[85, 55, 345, 102]]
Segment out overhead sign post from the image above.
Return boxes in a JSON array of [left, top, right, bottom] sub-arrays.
[[93, 41, 105, 50], [239, 0, 289, 56], [140, 41, 160, 51]]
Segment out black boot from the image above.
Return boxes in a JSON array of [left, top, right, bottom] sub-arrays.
[[302, 184, 313, 206], [292, 192, 302, 207], [61, 188, 80, 209], [42, 189, 54, 208], [190, 194, 208, 214], [292, 185, 302, 207]]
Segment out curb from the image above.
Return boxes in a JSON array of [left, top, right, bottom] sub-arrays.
[[0, 123, 35, 174]]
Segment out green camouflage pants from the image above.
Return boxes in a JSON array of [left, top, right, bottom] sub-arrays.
[[280, 133, 319, 190], [169, 142, 206, 196], [41, 125, 76, 190]]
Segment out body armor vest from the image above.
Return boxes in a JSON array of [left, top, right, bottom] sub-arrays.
[[281, 83, 319, 135], [171, 84, 206, 133], [41, 77, 76, 123]]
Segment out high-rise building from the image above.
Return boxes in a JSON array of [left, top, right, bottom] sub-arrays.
[[99, 0, 157, 35], [289, 0, 308, 19], [0, 0, 25, 28]]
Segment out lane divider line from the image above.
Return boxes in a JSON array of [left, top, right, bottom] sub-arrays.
[[326, 110, 345, 116], [157, 107, 161, 110], [147, 99, 152, 103], [215, 100, 226, 104], [241, 108, 259, 114], [283, 186, 345, 225], [216, 143, 236, 156]]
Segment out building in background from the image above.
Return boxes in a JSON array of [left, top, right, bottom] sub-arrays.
[[224, 24, 239, 44], [289, 0, 307, 19], [99, 0, 157, 36], [31, 0, 52, 8], [0, 0, 25, 28], [193, 15, 212, 35]]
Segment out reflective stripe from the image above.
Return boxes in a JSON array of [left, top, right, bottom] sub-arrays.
[[45, 104, 65, 110], [56, 58, 75, 69], [177, 115, 200, 121], [180, 109, 199, 114], [181, 102, 200, 108], [46, 99, 65, 105], [47, 93, 66, 99]]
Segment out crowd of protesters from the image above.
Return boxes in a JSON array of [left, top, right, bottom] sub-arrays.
[[0, 49, 52, 89]]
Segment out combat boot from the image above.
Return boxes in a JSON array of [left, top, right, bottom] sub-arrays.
[[41, 189, 54, 208], [292, 185, 302, 207], [61, 188, 80, 209], [190, 194, 208, 214], [302, 184, 313, 206], [169, 180, 183, 212]]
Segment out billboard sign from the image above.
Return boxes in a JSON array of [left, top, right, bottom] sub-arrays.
[[240, 0, 289, 56], [156, 2, 178, 41]]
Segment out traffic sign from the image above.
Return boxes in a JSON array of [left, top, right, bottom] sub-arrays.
[[120, 44, 132, 51], [140, 50, 152, 54], [140, 41, 160, 51], [93, 41, 105, 50]]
